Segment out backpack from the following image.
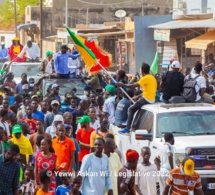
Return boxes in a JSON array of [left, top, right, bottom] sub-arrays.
[[183, 74, 200, 102]]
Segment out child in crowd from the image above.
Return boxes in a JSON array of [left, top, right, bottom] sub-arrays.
[[55, 171, 71, 195], [70, 176, 82, 195], [36, 170, 51, 195], [19, 168, 35, 195]]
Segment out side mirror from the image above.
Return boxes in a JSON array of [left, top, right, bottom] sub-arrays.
[[135, 130, 152, 141]]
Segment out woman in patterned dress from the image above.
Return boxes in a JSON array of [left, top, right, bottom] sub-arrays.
[[34, 138, 56, 195]]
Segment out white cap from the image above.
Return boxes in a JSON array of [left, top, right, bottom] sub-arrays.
[[1, 42, 5, 45], [171, 61, 180, 69]]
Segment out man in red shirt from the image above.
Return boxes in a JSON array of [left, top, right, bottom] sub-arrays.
[[21, 105, 37, 134], [76, 115, 95, 169]]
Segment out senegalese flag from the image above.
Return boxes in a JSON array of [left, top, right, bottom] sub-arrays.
[[66, 27, 112, 73]]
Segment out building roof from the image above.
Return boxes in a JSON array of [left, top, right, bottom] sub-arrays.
[[149, 18, 215, 29], [185, 30, 215, 50]]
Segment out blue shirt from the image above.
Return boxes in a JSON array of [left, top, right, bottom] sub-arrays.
[[208, 69, 215, 77], [23, 111, 44, 121], [0, 48, 8, 60], [54, 52, 76, 74], [0, 159, 20, 195], [72, 137, 80, 171], [115, 98, 131, 126], [15, 83, 23, 94], [56, 185, 71, 195]]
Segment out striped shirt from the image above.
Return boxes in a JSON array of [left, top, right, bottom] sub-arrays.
[[166, 168, 202, 195]]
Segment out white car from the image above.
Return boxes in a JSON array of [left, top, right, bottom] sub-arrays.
[[112, 103, 215, 194]]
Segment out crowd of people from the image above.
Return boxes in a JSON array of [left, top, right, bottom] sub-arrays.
[[0, 37, 214, 195]]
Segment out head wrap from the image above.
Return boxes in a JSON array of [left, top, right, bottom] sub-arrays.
[[126, 149, 139, 162]]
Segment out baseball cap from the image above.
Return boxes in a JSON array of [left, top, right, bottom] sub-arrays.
[[66, 93, 73, 98], [77, 115, 91, 123], [183, 158, 195, 176], [64, 124, 72, 129], [29, 78, 35, 83], [105, 84, 116, 94], [12, 124, 22, 134], [1, 42, 5, 45], [36, 91, 43, 97], [51, 100, 60, 105], [31, 95, 38, 99], [51, 84, 60, 90], [6, 72, 14, 78], [84, 85, 92, 91], [22, 84, 29, 90], [21, 73, 27, 77], [46, 51, 54, 57], [171, 61, 180, 69]]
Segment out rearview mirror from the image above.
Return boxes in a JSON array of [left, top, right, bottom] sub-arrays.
[[135, 130, 152, 141]]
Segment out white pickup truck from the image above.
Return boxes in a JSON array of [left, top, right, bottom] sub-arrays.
[[112, 103, 215, 194]]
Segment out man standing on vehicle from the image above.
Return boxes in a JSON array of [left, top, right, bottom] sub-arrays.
[[158, 133, 175, 195], [163, 157, 204, 195], [17, 40, 40, 62], [160, 61, 184, 103], [116, 63, 157, 135], [54, 45, 78, 79]]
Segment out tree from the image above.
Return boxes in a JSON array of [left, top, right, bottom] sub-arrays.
[[0, 0, 44, 27]]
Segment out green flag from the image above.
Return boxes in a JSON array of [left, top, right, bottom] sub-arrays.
[[150, 52, 159, 75]]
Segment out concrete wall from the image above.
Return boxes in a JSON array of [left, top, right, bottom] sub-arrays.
[[134, 15, 172, 73], [0, 32, 15, 48]]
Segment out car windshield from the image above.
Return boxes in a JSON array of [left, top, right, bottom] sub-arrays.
[[43, 79, 85, 97], [157, 111, 215, 137], [11, 64, 42, 77]]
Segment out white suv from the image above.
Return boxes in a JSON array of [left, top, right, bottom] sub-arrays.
[[112, 103, 215, 194]]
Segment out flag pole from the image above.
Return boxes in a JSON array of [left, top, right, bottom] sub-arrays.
[[96, 60, 135, 104]]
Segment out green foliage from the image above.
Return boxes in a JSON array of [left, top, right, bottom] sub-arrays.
[[0, 0, 44, 27]]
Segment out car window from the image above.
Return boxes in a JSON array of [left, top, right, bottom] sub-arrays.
[[11, 64, 42, 77], [131, 109, 148, 131]]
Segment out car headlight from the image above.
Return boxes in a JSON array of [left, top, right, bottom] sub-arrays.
[[175, 153, 186, 167]]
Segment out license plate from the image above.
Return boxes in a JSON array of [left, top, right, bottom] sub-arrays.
[[207, 183, 215, 189]]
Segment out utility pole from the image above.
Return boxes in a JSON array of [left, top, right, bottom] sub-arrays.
[[14, 0, 17, 37], [86, 8, 89, 27], [40, 0, 43, 57], [65, 0, 68, 44]]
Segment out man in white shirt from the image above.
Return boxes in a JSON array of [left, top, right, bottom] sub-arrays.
[[18, 41, 40, 62], [184, 62, 206, 102], [159, 133, 175, 195]]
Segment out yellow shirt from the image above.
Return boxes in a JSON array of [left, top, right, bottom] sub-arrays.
[[137, 74, 157, 101], [90, 130, 115, 148]]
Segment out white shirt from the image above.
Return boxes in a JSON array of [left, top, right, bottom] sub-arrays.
[[135, 163, 158, 195], [68, 58, 80, 74], [0, 121, 10, 136], [77, 119, 100, 131], [103, 96, 116, 124], [185, 73, 206, 101], [160, 142, 175, 172], [18, 43, 40, 60]]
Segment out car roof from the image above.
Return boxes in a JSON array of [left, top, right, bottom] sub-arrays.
[[141, 102, 215, 114]]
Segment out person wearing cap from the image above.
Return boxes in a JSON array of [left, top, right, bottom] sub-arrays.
[[102, 84, 116, 124], [3, 86, 15, 106], [15, 73, 28, 94], [76, 115, 95, 168], [8, 37, 26, 62], [40, 51, 55, 74], [80, 85, 92, 101], [163, 157, 203, 195], [44, 100, 61, 130], [3, 72, 16, 90], [118, 149, 139, 195], [10, 124, 33, 165], [18, 40, 40, 62], [45, 114, 64, 138], [61, 92, 73, 111], [68, 50, 81, 79], [49, 83, 61, 101], [36, 91, 43, 102], [80, 137, 113, 195], [0, 42, 8, 62], [116, 63, 157, 135], [54, 45, 78, 79], [160, 60, 184, 103], [184, 62, 206, 102]]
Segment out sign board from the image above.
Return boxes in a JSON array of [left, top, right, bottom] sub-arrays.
[[120, 42, 127, 55], [154, 29, 170, 42]]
